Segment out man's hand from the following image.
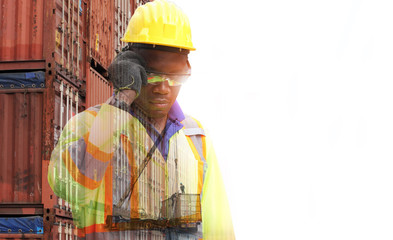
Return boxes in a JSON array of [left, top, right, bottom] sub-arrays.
[[116, 89, 137, 109], [108, 51, 148, 98]]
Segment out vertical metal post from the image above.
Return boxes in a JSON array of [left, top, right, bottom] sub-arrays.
[[116, 102, 119, 207], [61, 0, 65, 67], [118, 0, 123, 46], [67, 0, 71, 71], [122, 0, 125, 47], [71, 0, 74, 76], [64, 85, 69, 209], [126, 103, 129, 214], [136, 110, 140, 211], [76, 0, 80, 77], [75, 92, 79, 212], [58, 82, 64, 207], [139, 117, 142, 212], [127, 0, 130, 47], [120, 105, 123, 209], [65, 223, 69, 240], [69, 89, 73, 211], [125, 0, 128, 50], [121, 102, 125, 211], [58, 223, 62, 240], [115, 101, 119, 205], [117, 0, 120, 50], [143, 118, 146, 213], [118, 0, 121, 50], [68, 223, 72, 240]]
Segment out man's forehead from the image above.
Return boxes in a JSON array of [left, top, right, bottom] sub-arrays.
[[138, 48, 188, 62], [137, 48, 190, 73]]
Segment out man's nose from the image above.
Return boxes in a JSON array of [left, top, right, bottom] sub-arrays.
[[152, 81, 170, 94]]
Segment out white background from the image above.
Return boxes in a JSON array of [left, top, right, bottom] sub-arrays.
[[174, 0, 393, 239]]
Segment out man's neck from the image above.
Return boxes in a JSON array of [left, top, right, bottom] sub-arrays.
[[149, 116, 167, 133], [132, 104, 168, 133]]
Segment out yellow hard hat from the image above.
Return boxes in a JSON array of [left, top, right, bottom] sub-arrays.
[[121, 0, 195, 51]]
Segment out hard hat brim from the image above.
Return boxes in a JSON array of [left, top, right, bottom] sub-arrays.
[[121, 39, 196, 51]]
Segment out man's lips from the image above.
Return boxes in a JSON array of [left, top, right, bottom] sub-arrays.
[[149, 99, 169, 108]]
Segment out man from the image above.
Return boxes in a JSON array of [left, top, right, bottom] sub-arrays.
[[48, 0, 234, 239]]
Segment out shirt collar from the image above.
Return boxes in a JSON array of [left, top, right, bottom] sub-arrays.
[[129, 100, 185, 161], [168, 100, 185, 123]]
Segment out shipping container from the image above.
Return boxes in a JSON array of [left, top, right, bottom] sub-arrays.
[[0, 0, 155, 239], [0, 74, 44, 205], [114, 0, 132, 53], [0, 0, 45, 63], [0, 71, 96, 239], [0, 0, 135, 76], [86, 67, 113, 108], [0, 0, 86, 82], [89, 0, 135, 70], [53, 0, 88, 81], [89, 0, 115, 70]]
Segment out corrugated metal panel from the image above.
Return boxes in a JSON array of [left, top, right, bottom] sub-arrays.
[[53, 81, 79, 139], [0, 0, 144, 75], [0, 0, 87, 80], [114, 0, 132, 53], [86, 67, 113, 107], [51, 80, 81, 212], [54, 0, 87, 80], [0, 0, 45, 61], [116, 0, 151, 54], [89, 0, 115, 70], [0, 92, 43, 204]]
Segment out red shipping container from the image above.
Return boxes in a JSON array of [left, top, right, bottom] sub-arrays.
[[0, 0, 88, 82], [0, 91, 43, 204], [0, 0, 44, 61], [89, 0, 135, 70], [86, 67, 113, 108], [0, 1, 147, 239]]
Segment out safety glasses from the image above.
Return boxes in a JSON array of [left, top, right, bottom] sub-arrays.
[[146, 71, 190, 86]]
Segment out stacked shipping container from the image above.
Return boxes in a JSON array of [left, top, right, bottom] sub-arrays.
[[0, 0, 147, 239]]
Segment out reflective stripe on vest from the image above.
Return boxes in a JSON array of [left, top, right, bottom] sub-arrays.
[[182, 115, 208, 200]]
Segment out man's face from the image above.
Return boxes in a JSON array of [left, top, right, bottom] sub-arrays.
[[133, 49, 190, 119]]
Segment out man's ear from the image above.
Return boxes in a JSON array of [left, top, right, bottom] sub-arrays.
[[186, 60, 191, 74]]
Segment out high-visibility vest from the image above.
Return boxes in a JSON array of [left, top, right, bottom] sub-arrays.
[[48, 103, 235, 239]]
